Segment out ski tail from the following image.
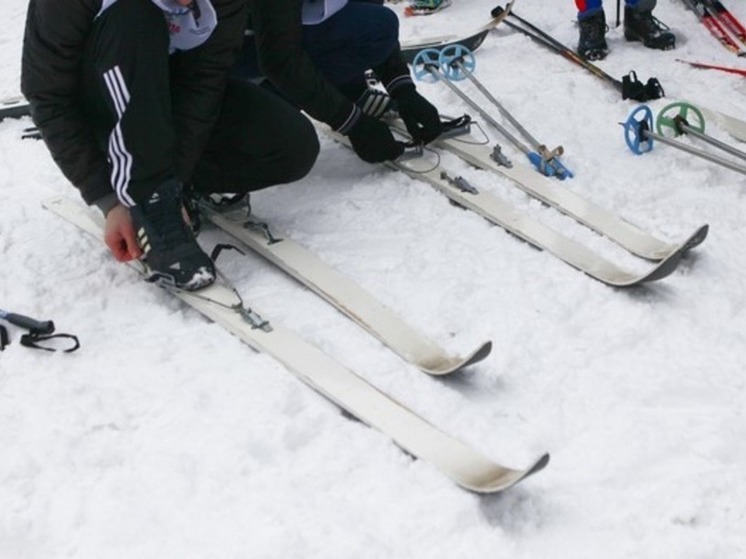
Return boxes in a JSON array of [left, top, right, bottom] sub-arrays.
[[400, 2, 515, 63]]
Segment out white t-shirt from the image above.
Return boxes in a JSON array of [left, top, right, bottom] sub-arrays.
[[151, 0, 218, 52]]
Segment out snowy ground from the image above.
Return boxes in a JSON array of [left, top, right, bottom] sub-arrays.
[[2, 1, 746, 557]]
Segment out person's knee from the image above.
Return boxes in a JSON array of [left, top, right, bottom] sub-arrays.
[[283, 117, 320, 183]]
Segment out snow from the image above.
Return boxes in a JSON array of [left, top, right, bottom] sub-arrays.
[[2, 0, 746, 557]]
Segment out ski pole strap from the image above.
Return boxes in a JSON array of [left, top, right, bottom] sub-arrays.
[[621, 71, 665, 102], [644, 78, 665, 100], [210, 243, 246, 262], [0, 308, 81, 353], [440, 114, 473, 135], [20, 331, 81, 353], [616, 0, 621, 28]]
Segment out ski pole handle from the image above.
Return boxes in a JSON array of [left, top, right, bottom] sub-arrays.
[[0, 309, 55, 334]]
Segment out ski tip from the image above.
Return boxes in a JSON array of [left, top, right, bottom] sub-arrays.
[[465, 452, 550, 494], [631, 224, 709, 286], [526, 452, 551, 478], [684, 224, 709, 252], [467, 340, 493, 366], [423, 340, 493, 375]]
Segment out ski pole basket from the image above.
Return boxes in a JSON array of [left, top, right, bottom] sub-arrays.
[[622, 103, 746, 176]]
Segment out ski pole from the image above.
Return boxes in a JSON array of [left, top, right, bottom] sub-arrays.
[[437, 44, 572, 178], [505, 12, 622, 88], [0, 308, 55, 334], [412, 48, 571, 179], [656, 101, 746, 163], [439, 46, 551, 153], [412, 50, 526, 148], [0, 308, 81, 352], [504, 11, 664, 102], [682, 100, 746, 143], [616, 0, 621, 28], [622, 105, 746, 176]]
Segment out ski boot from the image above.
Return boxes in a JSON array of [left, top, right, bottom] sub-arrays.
[[624, 5, 676, 50], [405, 0, 452, 17], [131, 178, 216, 290], [577, 10, 609, 61]]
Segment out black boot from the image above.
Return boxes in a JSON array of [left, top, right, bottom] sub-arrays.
[[577, 10, 609, 61], [131, 178, 216, 290], [624, 5, 676, 50]]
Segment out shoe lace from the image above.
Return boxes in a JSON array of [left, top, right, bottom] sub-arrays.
[[147, 193, 193, 251]]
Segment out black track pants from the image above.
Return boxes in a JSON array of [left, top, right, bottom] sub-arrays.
[[82, 0, 174, 207], [82, 0, 318, 205], [191, 78, 320, 195]]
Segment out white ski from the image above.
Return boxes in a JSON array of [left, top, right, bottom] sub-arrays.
[[428, 124, 709, 261], [322, 127, 706, 287], [686, 100, 746, 143], [43, 196, 549, 494], [200, 203, 491, 375], [400, 1, 515, 62]]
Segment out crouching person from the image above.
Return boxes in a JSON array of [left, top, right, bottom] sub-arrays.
[[235, 0, 443, 164], [22, 0, 319, 290]]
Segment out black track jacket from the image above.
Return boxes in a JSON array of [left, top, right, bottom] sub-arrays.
[[21, 0, 248, 206]]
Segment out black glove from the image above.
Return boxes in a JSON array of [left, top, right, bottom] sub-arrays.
[[395, 86, 442, 144], [347, 113, 405, 163]]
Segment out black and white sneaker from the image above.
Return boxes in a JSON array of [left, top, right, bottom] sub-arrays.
[[131, 178, 216, 291], [624, 6, 676, 50]]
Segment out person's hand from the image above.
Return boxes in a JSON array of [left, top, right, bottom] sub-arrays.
[[104, 204, 142, 262], [395, 87, 442, 144], [347, 113, 405, 163]]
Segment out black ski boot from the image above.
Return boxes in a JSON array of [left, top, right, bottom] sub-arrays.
[[131, 178, 216, 291], [405, 0, 452, 16], [624, 5, 676, 50], [577, 10, 609, 61]]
